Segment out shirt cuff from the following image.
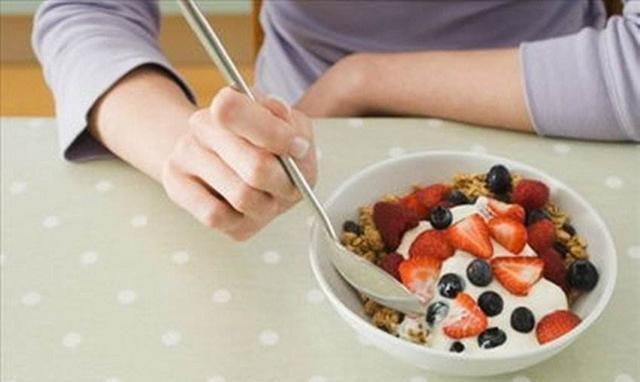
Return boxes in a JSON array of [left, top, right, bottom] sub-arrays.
[[57, 44, 194, 161], [520, 29, 629, 141]]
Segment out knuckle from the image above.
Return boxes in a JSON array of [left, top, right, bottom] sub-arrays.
[[244, 152, 272, 188], [228, 225, 258, 241], [271, 122, 294, 154], [200, 204, 224, 229], [161, 162, 182, 201], [210, 88, 242, 125], [231, 185, 255, 212]]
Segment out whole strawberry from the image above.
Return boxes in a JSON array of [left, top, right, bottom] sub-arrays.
[[373, 202, 419, 251], [512, 179, 550, 211], [379, 252, 404, 281], [538, 247, 568, 292], [527, 219, 556, 253]]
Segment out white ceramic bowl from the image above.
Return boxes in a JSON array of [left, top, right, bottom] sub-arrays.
[[309, 151, 616, 376]]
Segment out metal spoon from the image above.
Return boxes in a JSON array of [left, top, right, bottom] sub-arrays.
[[177, 0, 424, 315]]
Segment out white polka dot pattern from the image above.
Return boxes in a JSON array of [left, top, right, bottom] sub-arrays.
[[258, 330, 279, 346], [306, 289, 325, 304], [62, 332, 82, 349], [80, 251, 98, 265], [21, 292, 42, 306], [95, 180, 114, 192], [117, 289, 137, 305], [615, 374, 636, 382], [171, 250, 190, 264], [262, 250, 281, 264], [3, 117, 638, 381], [211, 289, 232, 304], [130, 214, 148, 227], [161, 331, 182, 347], [42, 215, 61, 228], [605, 176, 624, 189], [9, 180, 27, 194]]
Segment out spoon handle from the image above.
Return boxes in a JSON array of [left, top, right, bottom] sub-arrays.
[[177, 0, 338, 241]]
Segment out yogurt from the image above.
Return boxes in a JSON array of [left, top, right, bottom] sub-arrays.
[[394, 197, 568, 355]]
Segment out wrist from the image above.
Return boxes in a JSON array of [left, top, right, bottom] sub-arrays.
[[332, 53, 376, 115]]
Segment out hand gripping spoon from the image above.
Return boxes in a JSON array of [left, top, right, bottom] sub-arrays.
[[178, 0, 425, 315]]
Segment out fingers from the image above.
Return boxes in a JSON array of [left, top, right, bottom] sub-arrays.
[[190, 110, 299, 202], [162, 165, 244, 233], [209, 87, 310, 159], [187, 142, 279, 221]]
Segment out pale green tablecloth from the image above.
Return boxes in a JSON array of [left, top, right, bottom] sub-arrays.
[[2, 117, 639, 382]]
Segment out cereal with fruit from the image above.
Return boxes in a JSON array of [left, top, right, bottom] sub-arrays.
[[339, 164, 599, 354]]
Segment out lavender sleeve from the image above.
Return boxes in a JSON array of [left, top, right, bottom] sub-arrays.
[[520, 0, 640, 142], [32, 0, 194, 160]]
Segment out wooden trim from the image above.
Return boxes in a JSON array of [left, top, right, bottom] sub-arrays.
[[604, 0, 623, 16], [0, 14, 254, 65], [253, 0, 264, 59]]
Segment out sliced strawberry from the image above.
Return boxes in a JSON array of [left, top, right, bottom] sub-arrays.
[[379, 252, 404, 281], [527, 219, 556, 253], [536, 310, 581, 345], [409, 229, 454, 260], [513, 179, 550, 211], [488, 216, 528, 254], [398, 255, 441, 303], [416, 184, 451, 213], [399, 194, 429, 220], [487, 199, 525, 223], [447, 214, 493, 258], [491, 256, 544, 296], [443, 292, 488, 339], [538, 247, 568, 292], [373, 202, 419, 251]]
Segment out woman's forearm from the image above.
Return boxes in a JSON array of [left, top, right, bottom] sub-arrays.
[[299, 48, 533, 133], [358, 49, 533, 131], [89, 66, 197, 181]]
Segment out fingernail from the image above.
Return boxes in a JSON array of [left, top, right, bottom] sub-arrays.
[[268, 94, 292, 116], [289, 136, 310, 159]]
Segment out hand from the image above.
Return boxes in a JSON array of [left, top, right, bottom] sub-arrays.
[[161, 87, 317, 240], [296, 53, 371, 117]]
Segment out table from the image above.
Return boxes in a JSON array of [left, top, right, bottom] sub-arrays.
[[2, 117, 639, 382]]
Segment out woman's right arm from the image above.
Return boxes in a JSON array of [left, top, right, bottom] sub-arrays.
[[32, 1, 316, 240]]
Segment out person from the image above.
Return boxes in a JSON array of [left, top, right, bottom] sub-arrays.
[[33, 0, 639, 240]]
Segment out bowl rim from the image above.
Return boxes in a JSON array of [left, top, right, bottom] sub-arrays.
[[309, 150, 617, 361]]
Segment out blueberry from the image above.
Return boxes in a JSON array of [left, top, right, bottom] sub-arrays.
[[426, 301, 449, 326], [466, 259, 493, 287], [526, 209, 550, 226], [342, 220, 362, 235], [486, 165, 512, 194], [567, 259, 599, 291], [429, 206, 453, 230], [562, 222, 577, 236], [478, 327, 507, 349], [477, 291, 503, 317], [552, 241, 569, 258], [449, 341, 465, 353], [510, 307, 535, 333], [438, 273, 465, 298], [447, 190, 471, 206]]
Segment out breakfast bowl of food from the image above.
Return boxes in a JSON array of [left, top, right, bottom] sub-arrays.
[[308, 151, 616, 376]]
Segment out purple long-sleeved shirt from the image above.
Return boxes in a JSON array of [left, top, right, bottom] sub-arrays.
[[32, 0, 640, 160]]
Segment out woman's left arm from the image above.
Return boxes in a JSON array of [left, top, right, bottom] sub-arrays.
[[298, 0, 640, 142]]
